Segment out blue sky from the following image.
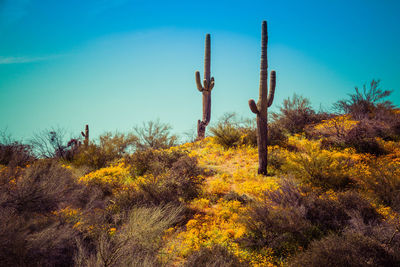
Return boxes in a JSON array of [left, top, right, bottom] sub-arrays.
[[1, 0, 399, 140]]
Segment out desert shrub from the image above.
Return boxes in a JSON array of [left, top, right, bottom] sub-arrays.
[[134, 120, 178, 150], [289, 232, 400, 267], [334, 79, 393, 120], [210, 123, 243, 149], [0, 141, 33, 167], [115, 156, 205, 208], [78, 161, 132, 196], [0, 206, 78, 267], [308, 115, 392, 155], [281, 137, 356, 190], [343, 119, 388, 155], [267, 146, 286, 170], [184, 245, 249, 267], [358, 157, 400, 212], [1, 160, 80, 214], [223, 191, 250, 204], [25, 221, 77, 267], [241, 202, 319, 258], [306, 114, 358, 143], [126, 148, 188, 177], [73, 132, 137, 170], [272, 94, 330, 135], [0, 207, 28, 266], [381, 108, 400, 139], [210, 113, 258, 149], [167, 155, 205, 200], [241, 179, 383, 259], [240, 179, 320, 258], [331, 80, 400, 149], [29, 127, 80, 160], [75, 204, 184, 267], [267, 121, 287, 146]]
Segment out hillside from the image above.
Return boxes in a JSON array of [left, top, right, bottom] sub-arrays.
[[1, 91, 400, 266]]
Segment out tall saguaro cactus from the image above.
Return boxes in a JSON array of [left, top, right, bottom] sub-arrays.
[[249, 21, 276, 175], [195, 34, 215, 139], [81, 124, 89, 147]]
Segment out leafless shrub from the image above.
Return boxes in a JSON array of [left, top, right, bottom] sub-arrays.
[[134, 120, 178, 150], [272, 94, 330, 135], [30, 127, 70, 159], [334, 80, 393, 119]]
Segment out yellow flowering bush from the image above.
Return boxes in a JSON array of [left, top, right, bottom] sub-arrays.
[[313, 114, 358, 139], [79, 161, 132, 193], [165, 199, 274, 266], [281, 136, 362, 189]]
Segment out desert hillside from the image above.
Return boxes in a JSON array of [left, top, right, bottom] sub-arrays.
[[1, 90, 400, 266]]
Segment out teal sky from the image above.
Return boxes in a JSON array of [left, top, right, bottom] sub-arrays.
[[1, 0, 400, 141]]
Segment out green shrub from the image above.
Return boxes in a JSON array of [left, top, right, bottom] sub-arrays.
[[210, 123, 243, 149], [210, 113, 257, 149]]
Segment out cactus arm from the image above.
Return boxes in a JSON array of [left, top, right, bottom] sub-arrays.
[[209, 77, 215, 90], [267, 70, 276, 107], [249, 99, 259, 114], [203, 79, 208, 91], [195, 71, 203, 92], [81, 131, 85, 137]]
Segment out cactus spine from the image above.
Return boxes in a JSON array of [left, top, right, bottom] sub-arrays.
[[81, 124, 89, 147], [249, 21, 276, 175], [195, 34, 215, 140]]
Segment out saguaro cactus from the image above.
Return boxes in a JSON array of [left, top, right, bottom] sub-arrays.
[[81, 124, 89, 147], [249, 21, 276, 175], [195, 34, 215, 139]]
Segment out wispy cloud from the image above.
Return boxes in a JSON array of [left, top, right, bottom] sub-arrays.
[[0, 54, 64, 64]]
